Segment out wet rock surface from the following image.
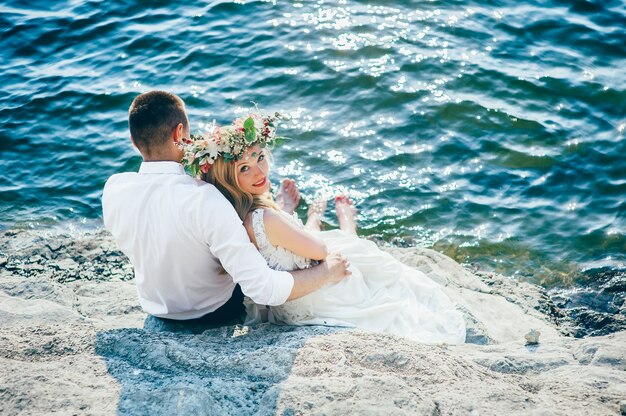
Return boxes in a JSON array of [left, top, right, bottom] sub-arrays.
[[549, 268, 626, 337], [1, 229, 134, 284], [1, 229, 625, 415]]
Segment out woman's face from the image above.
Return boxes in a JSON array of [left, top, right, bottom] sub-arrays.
[[235, 144, 271, 195]]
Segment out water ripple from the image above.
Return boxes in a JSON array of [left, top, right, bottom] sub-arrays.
[[1, 0, 625, 285]]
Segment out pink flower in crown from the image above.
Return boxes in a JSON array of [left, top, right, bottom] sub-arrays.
[[200, 161, 211, 173]]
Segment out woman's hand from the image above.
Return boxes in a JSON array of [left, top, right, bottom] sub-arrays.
[[322, 253, 352, 284]]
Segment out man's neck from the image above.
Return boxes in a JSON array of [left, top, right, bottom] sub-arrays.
[[142, 157, 181, 163], [140, 147, 182, 163]]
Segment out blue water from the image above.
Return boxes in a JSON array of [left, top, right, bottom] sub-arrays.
[[1, 0, 625, 287]]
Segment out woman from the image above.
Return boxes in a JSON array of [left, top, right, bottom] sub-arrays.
[[180, 113, 466, 344]]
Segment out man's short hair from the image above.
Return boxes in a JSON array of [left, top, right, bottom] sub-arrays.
[[128, 91, 188, 153]]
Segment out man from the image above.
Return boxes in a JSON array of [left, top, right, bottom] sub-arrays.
[[102, 91, 350, 327]]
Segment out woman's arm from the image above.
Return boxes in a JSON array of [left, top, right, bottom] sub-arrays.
[[245, 209, 328, 260]]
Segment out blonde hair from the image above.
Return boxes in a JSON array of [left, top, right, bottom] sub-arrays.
[[203, 152, 277, 221]]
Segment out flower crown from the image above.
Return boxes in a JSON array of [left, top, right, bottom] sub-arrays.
[[180, 112, 285, 177]]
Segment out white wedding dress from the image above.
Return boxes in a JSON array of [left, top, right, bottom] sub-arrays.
[[249, 208, 466, 344]]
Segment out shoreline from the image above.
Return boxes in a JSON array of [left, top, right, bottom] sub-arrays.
[[1, 229, 625, 415]]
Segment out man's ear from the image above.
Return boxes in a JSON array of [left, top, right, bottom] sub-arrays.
[[130, 135, 138, 149], [173, 123, 184, 144]]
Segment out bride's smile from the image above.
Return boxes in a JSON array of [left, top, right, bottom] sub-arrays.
[[252, 177, 267, 187]]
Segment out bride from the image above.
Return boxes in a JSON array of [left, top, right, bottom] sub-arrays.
[[180, 113, 466, 344]]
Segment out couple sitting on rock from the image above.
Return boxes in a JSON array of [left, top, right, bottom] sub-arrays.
[[103, 90, 466, 343]]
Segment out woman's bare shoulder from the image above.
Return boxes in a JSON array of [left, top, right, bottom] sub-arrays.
[[243, 208, 287, 244], [262, 208, 293, 230]]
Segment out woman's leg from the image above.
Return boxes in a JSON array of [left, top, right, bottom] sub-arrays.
[[335, 195, 357, 235], [306, 199, 327, 231]]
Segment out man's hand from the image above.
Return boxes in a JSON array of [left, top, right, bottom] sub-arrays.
[[322, 252, 351, 284], [287, 252, 352, 301]]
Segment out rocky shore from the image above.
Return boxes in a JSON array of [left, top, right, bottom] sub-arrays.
[[1, 229, 625, 415]]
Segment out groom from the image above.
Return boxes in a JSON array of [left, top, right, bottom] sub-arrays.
[[102, 90, 350, 327]]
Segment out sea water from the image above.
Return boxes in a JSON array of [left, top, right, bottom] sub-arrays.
[[1, 0, 624, 293]]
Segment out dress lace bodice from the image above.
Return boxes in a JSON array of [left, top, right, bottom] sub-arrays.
[[251, 208, 312, 271]]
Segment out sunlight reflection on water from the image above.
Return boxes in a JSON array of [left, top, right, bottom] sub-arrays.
[[1, 0, 624, 283]]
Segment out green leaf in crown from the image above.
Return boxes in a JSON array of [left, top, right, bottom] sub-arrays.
[[273, 136, 287, 146], [243, 117, 257, 142]]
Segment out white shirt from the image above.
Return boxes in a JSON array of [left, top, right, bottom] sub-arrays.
[[102, 161, 294, 320]]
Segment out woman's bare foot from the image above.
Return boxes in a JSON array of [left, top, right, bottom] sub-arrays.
[[306, 199, 327, 231], [335, 195, 357, 235], [275, 178, 300, 214]]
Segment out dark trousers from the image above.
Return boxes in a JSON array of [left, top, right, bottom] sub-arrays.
[[144, 285, 245, 334]]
